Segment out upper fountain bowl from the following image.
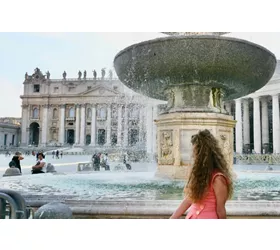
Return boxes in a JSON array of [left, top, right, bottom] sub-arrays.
[[114, 35, 277, 101]]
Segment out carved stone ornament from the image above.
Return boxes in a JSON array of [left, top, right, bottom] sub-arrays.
[[159, 130, 174, 165], [31, 68, 45, 81], [97, 121, 106, 127], [99, 88, 105, 95], [220, 134, 231, 168]]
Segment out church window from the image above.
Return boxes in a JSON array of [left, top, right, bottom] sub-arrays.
[[33, 85, 40, 93]]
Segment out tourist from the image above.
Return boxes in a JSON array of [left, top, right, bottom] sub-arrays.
[[9, 151, 24, 173], [31, 152, 46, 174], [60, 151, 63, 159], [170, 129, 233, 219], [56, 150, 59, 159], [4, 160, 21, 177], [92, 153, 100, 171], [52, 151, 55, 158], [102, 153, 110, 171], [123, 156, 132, 170]]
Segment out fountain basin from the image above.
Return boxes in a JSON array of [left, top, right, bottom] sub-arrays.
[[2, 169, 280, 201], [114, 35, 276, 112], [2, 167, 280, 218]]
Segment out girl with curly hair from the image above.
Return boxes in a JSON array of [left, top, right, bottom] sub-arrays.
[[170, 129, 233, 219]]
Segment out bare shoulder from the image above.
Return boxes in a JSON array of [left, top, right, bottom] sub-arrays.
[[213, 175, 228, 188]]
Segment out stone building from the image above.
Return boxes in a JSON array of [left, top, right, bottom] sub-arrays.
[[20, 68, 164, 156], [0, 117, 21, 148], [225, 60, 280, 154]]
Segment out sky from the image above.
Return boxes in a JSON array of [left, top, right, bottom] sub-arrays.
[[1, 32, 280, 117]]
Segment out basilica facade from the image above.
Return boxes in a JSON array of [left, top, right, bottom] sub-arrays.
[[20, 68, 164, 156]]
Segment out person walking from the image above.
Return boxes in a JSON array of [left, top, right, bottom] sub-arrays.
[[170, 129, 233, 219]]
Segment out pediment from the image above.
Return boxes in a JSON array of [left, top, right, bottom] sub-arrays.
[[80, 85, 122, 97]]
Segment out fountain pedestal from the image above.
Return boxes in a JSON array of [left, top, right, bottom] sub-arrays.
[[155, 112, 236, 179], [114, 35, 276, 180]]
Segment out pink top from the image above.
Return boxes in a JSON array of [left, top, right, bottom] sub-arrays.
[[186, 172, 228, 219]]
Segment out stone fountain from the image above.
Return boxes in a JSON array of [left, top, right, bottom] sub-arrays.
[[114, 32, 277, 179]]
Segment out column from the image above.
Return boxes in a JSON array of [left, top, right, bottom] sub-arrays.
[[261, 97, 269, 152], [235, 99, 243, 154], [123, 105, 128, 147], [139, 106, 144, 144], [41, 104, 49, 146], [59, 105, 65, 145], [79, 104, 86, 146], [75, 104, 80, 145], [90, 104, 96, 146], [152, 105, 158, 155], [20, 104, 29, 146], [146, 105, 153, 154], [28, 105, 32, 144], [253, 97, 261, 154], [106, 104, 112, 145], [272, 94, 280, 153], [117, 104, 123, 146], [225, 103, 232, 115], [243, 99, 250, 147]]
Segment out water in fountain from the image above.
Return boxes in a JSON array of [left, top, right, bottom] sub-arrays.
[[1, 154, 280, 201]]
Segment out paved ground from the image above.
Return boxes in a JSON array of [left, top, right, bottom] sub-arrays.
[[0, 154, 157, 176], [0, 154, 94, 175]]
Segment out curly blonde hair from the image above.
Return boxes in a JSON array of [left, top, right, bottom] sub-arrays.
[[184, 129, 233, 203]]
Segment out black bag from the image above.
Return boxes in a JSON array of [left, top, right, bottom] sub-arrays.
[[9, 160, 16, 168], [31, 169, 45, 174]]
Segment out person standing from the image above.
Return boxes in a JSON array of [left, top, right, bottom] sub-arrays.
[[60, 151, 63, 159], [92, 153, 100, 171], [31, 152, 46, 174], [52, 151, 55, 159], [56, 150, 59, 159], [103, 153, 110, 171], [170, 130, 233, 219]]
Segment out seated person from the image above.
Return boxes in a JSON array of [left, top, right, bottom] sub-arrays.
[[31, 152, 46, 174], [10, 152, 24, 173], [4, 160, 22, 177]]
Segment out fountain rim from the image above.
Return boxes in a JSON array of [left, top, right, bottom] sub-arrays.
[[114, 35, 276, 63]]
